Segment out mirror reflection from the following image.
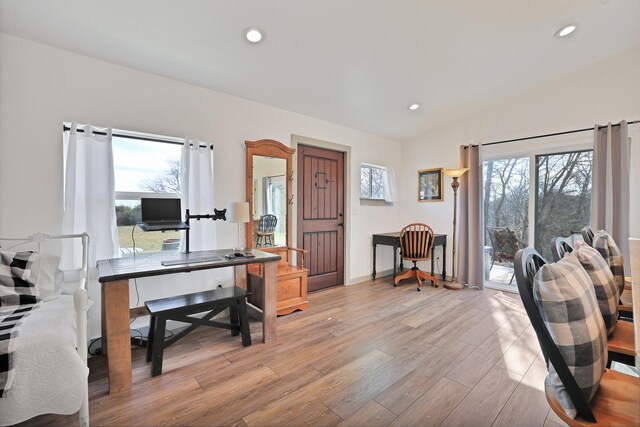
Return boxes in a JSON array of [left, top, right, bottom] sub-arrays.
[[252, 155, 287, 247]]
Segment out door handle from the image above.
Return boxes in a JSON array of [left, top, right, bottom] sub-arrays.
[[338, 223, 344, 227]]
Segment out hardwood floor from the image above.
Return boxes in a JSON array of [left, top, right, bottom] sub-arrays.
[[19, 278, 567, 427]]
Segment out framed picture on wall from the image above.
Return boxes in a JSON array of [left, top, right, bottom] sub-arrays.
[[418, 168, 443, 202]]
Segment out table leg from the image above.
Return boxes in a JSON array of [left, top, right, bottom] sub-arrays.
[[442, 242, 447, 280], [431, 246, 436, 285], [262, 261, 277, 342], [101, 283, 107, 356], [372, 242, 377, 280], [393, 245, 398, 279], [234, 264, 247, 290], [103, 280, 132, 395]]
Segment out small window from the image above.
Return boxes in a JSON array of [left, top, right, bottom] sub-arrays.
[[360, 164, 385, 200]]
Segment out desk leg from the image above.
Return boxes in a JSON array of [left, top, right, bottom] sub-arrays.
[[103, 280, 132, 395], [393, 245, 398, 279], [262, 261, 277, 342], [372, 242, 377, 280], [442, 242, 447, 280], [101, 284, 108, 356], [431, 246, 436, 285], [234, 264, 247, 290]]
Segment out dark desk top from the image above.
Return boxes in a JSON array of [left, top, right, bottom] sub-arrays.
[[97, 249, 281, 283]]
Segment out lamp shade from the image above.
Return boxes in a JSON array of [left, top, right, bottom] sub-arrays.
[[228, 202, 250, 223], [443, 168, 469, 178]]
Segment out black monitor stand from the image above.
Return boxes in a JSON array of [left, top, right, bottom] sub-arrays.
[[184, 208, 227, 253]]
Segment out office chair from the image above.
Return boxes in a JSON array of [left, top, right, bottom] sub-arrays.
[[394, 223, 440, 291]]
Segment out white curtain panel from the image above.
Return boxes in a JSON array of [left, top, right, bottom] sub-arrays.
[[382, 167, 397, 203], [456, 144, 484, 289], [591, 120, 631, 268], [61, 123, 119, 270], [179, 141, 216, 252]]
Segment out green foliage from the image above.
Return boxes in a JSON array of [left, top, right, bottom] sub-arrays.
[[116, 204, 141, 226]]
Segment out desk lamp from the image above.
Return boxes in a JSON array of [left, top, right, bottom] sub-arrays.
[[442, 167, 468, 290], [228, 202, 250, 251]]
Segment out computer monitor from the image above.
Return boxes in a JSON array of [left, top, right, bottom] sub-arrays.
[[140, 198, 182, 223]]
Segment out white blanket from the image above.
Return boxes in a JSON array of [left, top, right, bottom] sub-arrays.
[[0, 295, 88, 426]]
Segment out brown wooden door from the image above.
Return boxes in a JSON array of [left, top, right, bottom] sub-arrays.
[[297, 144, 344, 291]]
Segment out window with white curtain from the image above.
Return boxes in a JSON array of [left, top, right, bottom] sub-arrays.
[[63, 127, 184, 254]]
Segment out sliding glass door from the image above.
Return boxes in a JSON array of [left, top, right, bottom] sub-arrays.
[[482, 147, 593, 290]]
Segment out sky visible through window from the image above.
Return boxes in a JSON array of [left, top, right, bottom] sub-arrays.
[[112, 136, 181, 206]]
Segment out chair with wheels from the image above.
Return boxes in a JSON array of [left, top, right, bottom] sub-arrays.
[[515, 248, 639, 426], [256, 214, 277, 247], [394, 223, 440, 291]]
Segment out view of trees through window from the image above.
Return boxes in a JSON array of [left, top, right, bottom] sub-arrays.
[[361, 165, 385, 199], [483, 149, 593, 285], [535, 150, 593, 259]]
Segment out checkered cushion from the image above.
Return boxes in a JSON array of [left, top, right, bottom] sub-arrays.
[[573, 245, 619, 335], [592, 230, 625, 297], [533, 254, 607, 419], [0, 251, 39, 309]]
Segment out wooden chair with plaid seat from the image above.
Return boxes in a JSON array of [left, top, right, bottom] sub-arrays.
[[393, 223, 440, 291], [515, 248, 640, 426], [550, 238, 635, 367]]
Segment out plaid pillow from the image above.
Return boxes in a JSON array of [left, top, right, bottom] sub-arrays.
[[592, 230, 625, 297], [573, 245, 619, 335], [0, 251, 39, 310], [533, 254, 607, 419]]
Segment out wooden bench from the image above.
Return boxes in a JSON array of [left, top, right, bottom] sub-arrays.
[[145, 286, 251, 376], [247, 246, 309, 315]]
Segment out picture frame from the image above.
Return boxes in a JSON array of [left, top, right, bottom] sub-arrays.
[[418, 168, 443, 202]]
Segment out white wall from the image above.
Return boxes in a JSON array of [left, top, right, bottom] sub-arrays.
[[400, 43, 640, 277], [0, 34, 404, 337]]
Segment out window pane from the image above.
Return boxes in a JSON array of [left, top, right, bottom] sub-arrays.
[[112, 137, 182, 193], [535, 151, 592, 259], [115, 199, 181, 254], [370, 167, 384, 199], [483, 157, 529, 287], [360, 167, 371, 198]]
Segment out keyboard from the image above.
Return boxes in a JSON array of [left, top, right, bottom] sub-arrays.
[[161, 256, 223, 267]]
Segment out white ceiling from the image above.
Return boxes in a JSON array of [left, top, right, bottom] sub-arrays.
[[1, 0, 639, 140]]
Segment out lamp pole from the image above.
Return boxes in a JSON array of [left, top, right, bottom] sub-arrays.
[[443, 168, 468, 290]]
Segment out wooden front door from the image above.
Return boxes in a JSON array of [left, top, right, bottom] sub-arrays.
[[297, 144, 345, 291]]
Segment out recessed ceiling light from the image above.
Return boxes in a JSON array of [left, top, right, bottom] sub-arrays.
[[408, 103, 420, 111], [245, 28, 263, 43], [555, 24, 577, 38]]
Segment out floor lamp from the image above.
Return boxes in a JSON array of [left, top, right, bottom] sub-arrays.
[[443, 168, 468, 290], [228, 202, 250, 251]]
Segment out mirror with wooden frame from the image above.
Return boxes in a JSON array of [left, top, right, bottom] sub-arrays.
[[245, 139, 294, 250]]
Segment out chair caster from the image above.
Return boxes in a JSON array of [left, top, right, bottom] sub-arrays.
[[434, 284, 439, 288], [393, 283, 398, 287], [417, 287, 421, 291]]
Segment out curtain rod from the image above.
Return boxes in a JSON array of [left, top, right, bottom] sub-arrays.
[[470, 120, 640, 148], [62, 125, 213, 150]]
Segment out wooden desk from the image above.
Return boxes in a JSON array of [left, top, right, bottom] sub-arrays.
[[97, 249, 280, 395], [372, 233, 447, 280]]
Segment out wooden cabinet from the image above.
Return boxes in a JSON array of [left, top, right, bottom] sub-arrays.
[[247, 246, 309, 315]]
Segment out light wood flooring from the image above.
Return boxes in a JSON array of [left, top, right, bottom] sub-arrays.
[[20, 278, 568, 427]]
